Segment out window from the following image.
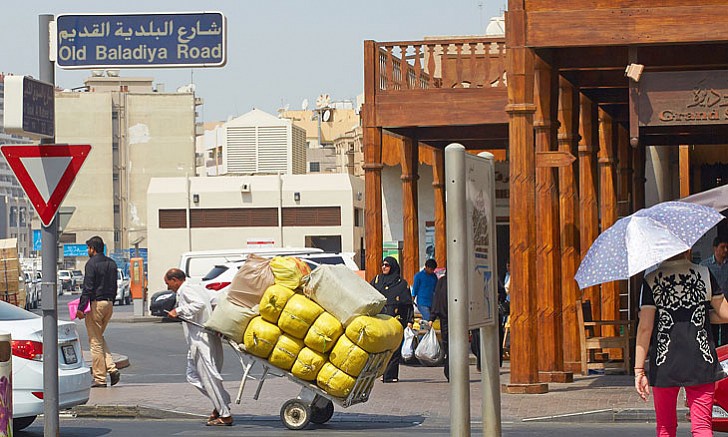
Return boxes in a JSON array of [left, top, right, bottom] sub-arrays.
[[309, 162, 320, 172], [354, 208, 362, 227]]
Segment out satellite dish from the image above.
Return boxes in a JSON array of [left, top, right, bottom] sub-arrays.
[[322, 109, 333, 122], [315, 93, 331, 109], [301, 99, 309, 111]]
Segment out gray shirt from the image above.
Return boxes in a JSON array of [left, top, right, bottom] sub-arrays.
[[701, 254, 728, 293]]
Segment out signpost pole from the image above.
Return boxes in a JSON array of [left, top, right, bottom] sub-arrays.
[[39, 13, 60, 437], [445, 144, 471, 435]]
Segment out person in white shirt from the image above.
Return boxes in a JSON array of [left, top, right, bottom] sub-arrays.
[[165, 268, 233, 426]]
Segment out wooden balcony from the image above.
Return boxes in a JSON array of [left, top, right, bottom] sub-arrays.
[[365, 37, 509, 138]]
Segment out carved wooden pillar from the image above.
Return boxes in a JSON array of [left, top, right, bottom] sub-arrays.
[[534, 57, 569, 383], [504, 9, 547, 392], [578, 95, 600, 319], [363, 127, 384, 281], [363, 41, 383, 281], [598, 108, 620, 334], [557, 77, 582, 374], [679, 145, 691, 197], [618, 125, 632, 217], [432, 148, 446, 267], [400, 135, 420, 284]]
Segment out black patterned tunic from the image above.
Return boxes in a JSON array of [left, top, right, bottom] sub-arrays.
[[640, 259, 724, 387]]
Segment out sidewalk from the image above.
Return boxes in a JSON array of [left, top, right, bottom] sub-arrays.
[[73, 359, 674, 424]]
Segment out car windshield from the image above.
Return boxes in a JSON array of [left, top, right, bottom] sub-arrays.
[[305, 256, 345, 265], [202, 265, 230, 281], [59, 271, 71, 278], [72, 270, 82, 276], [0, 301, 38, 320]]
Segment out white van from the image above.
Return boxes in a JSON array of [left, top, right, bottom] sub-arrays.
[[178, 247, 325, 285]]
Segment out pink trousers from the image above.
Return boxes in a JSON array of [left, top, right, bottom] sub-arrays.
[[652, 383, 714, 437]]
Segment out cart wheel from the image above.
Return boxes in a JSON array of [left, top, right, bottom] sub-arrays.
[[280, 399, 311, 430], [310, 399, 334, 424]]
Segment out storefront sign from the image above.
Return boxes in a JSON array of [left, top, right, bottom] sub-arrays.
[[639, 70, 728, 126]]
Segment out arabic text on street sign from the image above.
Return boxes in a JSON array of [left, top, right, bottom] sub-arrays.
[[55, 12, 226, 68], [2, 76, 54, 139]]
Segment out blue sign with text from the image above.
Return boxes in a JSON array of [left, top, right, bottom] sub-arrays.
[[64, 244, 89, 257], [55, 12, 226, 68]]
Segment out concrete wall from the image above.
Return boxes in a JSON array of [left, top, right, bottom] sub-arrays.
[[56, 92, 115, 250], [125, 93, 196, 248], [147, 174, 364, 290]]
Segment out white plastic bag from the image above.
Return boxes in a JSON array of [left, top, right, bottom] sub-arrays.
[[401, 327, 417, 361], [415, 327, 443, 366]]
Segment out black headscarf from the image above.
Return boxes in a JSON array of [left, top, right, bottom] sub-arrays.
[[371, 257, 414, 324]]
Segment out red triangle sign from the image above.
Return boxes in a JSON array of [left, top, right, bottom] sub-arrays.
[[0, 144, 91, 227]]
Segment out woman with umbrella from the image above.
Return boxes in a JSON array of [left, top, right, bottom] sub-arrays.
[[634, 250, 728, 437], [576, 201, 728, 437]]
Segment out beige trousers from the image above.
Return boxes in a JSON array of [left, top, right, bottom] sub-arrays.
[[85, 300, 117, 384]]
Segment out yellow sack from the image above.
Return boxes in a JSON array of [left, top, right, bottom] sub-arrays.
[[290, 347, 326, 381], [278, 294, 324, 339], [268, 334, 305, 371], [329, 334, 369, 377], [345, 314, 404, 354], [432, 319, 441, 331], [259, 284, 295, 324], [243, 316, 281, 358], [317, 362, 356, 398], [270, 256, 311, 290], [304, 312, 344, 354]]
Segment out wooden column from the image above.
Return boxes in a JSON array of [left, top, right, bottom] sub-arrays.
[[363, 40, 383, 281], [400, 135, 420, 284], [557, 77, 582, 374], [618, 125, 632, 217], [534, 57, 569, 383], [504, 2, 547, 393], [598, 108, 620, 333], [578, 95, 600, 318], [432, 148, 446, 267], [679, 145, 691, 197]]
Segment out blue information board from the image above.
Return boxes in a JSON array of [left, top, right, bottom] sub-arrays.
[[33, 230, 42, 251], [55, 12, 226, 68], [63, 244, 89, 257]]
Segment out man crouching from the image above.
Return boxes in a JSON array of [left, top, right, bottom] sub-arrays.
[[165, 268, 233, 426]]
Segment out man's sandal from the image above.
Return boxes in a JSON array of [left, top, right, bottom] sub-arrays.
[[206, 417, 233, 426], [208, 409, 219, 421]]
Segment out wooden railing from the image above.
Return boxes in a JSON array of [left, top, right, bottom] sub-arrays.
[[374, 38, 507, 92]]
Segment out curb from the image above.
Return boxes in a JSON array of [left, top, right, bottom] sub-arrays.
[[72, 405, 204, 420], [523, 408, 689, 423], [83, 351, 130, 370], [110, 316, 162, 323]]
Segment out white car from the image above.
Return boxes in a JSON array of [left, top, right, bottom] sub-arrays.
[[2, 300, 91, 431], [201, 252, 360, 293], [115, 269, 131, 305]]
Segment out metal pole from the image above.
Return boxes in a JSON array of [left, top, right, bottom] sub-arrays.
[[278, 171, 283, 246], [39, 13, 60, 437], [478, 151, 502, 437], [445, 144, 470, 435]]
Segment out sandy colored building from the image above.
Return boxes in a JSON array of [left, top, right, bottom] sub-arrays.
[[55, 74, 198, 267]]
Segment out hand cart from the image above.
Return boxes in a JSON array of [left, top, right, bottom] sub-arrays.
[[175, 314, 391, 430]]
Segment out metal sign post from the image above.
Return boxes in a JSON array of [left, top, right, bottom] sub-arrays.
[[40, 14, 60, 437]]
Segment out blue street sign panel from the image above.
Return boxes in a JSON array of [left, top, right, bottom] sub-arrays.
[[32, 230, 42, 251], [63, 244, 89, 258], [55, 12, 226, 68]]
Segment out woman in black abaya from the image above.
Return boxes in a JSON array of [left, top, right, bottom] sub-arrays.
[[371, 256, 414, 383]]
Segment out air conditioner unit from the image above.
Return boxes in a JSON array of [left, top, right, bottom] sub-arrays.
[[241, 183, 251, 193]]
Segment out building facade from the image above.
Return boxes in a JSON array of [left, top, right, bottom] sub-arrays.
[[146, 173, 365, 290], [55, 74, 198, 267]]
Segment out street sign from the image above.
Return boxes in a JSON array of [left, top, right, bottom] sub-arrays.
[[2, 76, 54, 139], [54, 12, 226, 68], [0, 145, 91, 227], [63, 243, 88, 257]]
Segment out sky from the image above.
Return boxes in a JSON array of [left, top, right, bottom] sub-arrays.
[[1, 1, 505, 123]]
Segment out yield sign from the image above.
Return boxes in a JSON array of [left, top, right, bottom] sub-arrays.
[[0, 144, 91, 227]]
